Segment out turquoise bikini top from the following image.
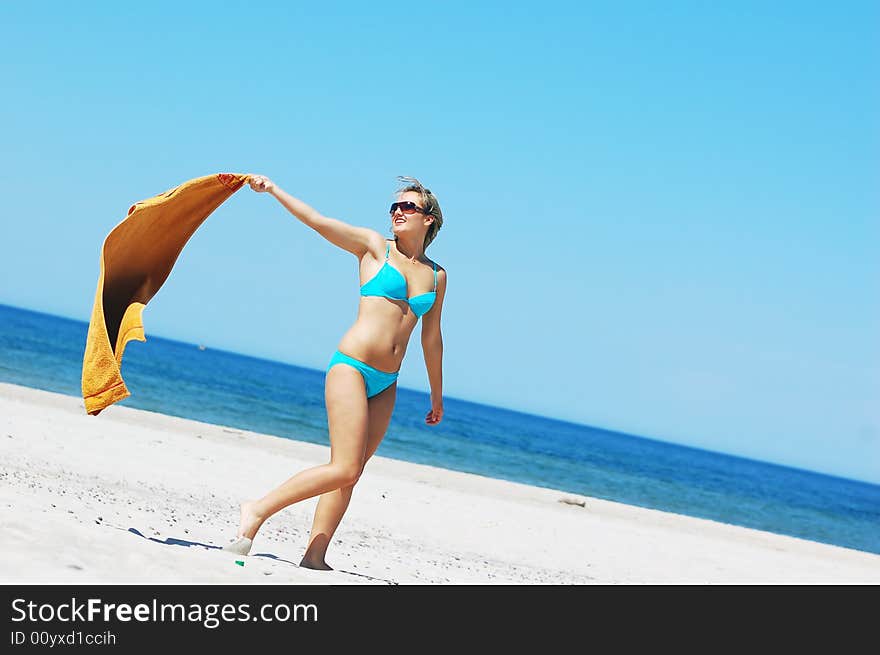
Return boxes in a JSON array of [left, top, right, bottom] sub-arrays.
[[360, 241, 437, 318]]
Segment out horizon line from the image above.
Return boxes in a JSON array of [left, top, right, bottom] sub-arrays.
[[1, 300, 877, 488]]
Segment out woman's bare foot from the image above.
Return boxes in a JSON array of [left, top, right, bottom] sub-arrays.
[[299, 556, 333, 571], [236, 500, 264, 540]]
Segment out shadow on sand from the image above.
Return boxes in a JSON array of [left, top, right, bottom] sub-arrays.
[[125, 527, 395, 583]]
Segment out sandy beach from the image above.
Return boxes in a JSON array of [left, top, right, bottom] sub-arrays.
[[1, 382, 877, 585]]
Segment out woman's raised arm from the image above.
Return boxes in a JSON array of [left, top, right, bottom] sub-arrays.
[[249, 175, 382, 257]]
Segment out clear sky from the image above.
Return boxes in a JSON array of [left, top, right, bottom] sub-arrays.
[[1, 2, 877, 484]]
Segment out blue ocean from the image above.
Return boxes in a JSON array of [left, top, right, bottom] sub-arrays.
[[2, 302, 878, 556]]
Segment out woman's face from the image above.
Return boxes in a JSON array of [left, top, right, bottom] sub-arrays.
[[390, 191, 432, 238]]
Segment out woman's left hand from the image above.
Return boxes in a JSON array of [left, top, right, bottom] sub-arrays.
[[425, 399, 444, 426]]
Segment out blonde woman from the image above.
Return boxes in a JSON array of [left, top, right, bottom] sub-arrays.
[[223, 175, 447, 569]]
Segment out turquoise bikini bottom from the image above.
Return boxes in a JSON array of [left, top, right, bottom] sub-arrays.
[[327, 350, 399, 399]]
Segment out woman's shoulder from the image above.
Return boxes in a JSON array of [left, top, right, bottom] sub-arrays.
[[427, 258, 447, 286], [360, 231, 389, 259], [424, 255, 444, 272]]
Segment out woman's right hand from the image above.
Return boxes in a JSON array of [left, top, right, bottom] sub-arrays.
[[248, 175, 275, 193]]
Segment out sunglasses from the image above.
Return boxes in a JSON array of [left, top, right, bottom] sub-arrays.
[[389, 201, 429, 216]]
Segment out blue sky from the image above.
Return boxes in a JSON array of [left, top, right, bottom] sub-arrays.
[[0, 2, 877, 484]]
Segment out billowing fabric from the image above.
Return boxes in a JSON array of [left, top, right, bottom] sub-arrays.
[[81, 173, 250, 415]]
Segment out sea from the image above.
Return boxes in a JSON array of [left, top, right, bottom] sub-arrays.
[[1, 302, 878, 556]]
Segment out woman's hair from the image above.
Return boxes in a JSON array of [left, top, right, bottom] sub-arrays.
[[396, 176, 443, 250]]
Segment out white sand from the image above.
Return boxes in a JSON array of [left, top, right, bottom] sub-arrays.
[[1, 382, 877, 585]]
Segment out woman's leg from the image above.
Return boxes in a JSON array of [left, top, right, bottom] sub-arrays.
[[233, 364, 370, 541], [300, 380, 397, 569]]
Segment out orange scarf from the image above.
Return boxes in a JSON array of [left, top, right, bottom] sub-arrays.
[[81, 173, 250, 415]]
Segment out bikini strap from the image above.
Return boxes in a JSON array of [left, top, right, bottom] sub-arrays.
[[385, 241, 390, 261], [433, 262, 438, 291]]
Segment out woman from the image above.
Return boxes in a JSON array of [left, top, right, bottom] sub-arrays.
[[223, 174, 447, 570]]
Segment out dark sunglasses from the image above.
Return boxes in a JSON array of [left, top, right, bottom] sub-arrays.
[[389, 201, 429, 216]]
